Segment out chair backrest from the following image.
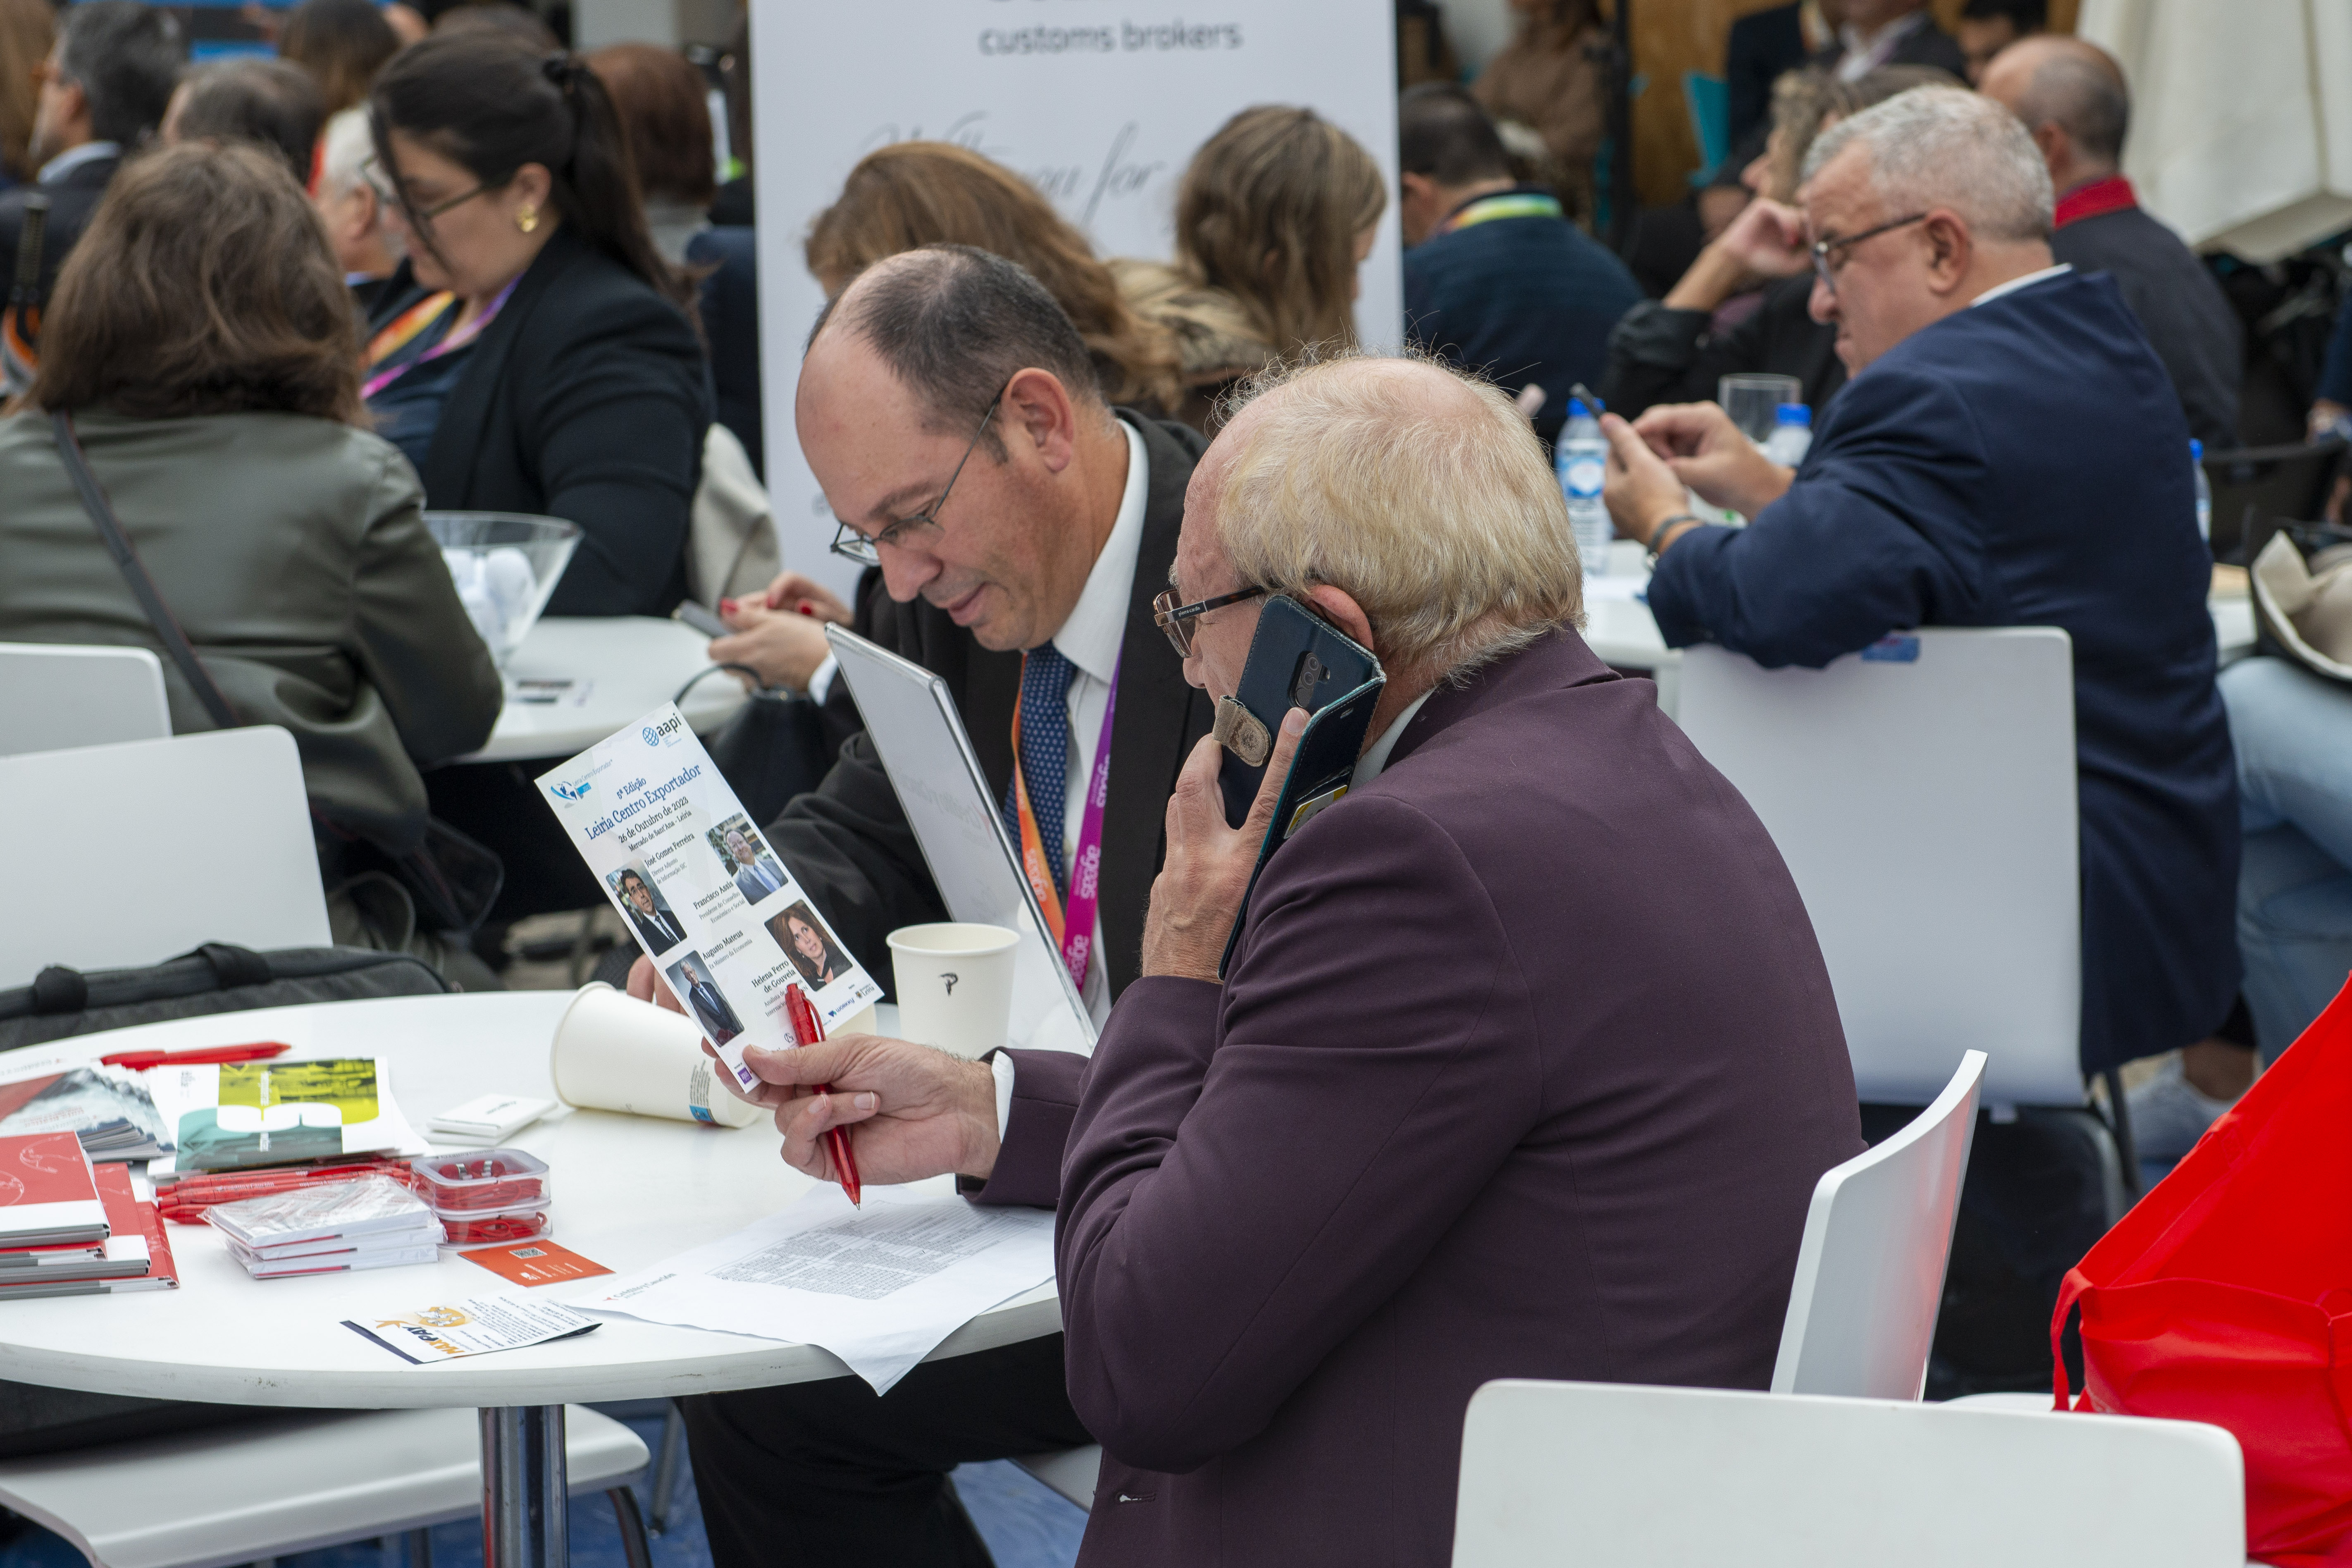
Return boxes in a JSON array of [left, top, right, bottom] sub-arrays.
[[2205, 435, 2347, 563], [0, 642, 170, 757], [1772, 1050, 1985, 1399], [1451, 1380, 2245, 1568], [1676, 629, 2080, 1109], [0, 727, 329, 987], [1681, 71, 1731, 182]]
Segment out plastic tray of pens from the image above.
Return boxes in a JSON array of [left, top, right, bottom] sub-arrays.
[[411, 1149, 549, 1210], [410, 1150, 551, 1248]]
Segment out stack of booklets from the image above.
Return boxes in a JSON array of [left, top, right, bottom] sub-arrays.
[[207, 1174, 445, 1279], [0, 1132, 178, 1298], [0, 1067, 172, 1161]]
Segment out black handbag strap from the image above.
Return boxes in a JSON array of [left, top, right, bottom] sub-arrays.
[[676, 660, 782, 701], [51, 409, 238, 730]]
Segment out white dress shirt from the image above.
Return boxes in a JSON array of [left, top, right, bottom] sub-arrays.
[[1833, 10, 1928, 81], [37, 140, 119, 185], [1970, 263, 2073, 310]]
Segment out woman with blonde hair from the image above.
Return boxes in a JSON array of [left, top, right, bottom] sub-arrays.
[[804, 140, 1179, 414], [1119, 104, 1386, 429]]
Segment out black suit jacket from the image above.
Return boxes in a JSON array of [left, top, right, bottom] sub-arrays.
[[629, 903, 687, 952], [688, 980, 742, 1039], [770, 413, 1215, 1000], [1603, 273, 1847, 422], [2052, 207, 2243, 447], [0, 153, 118, 310], [1725, 4, 1808, 148], [367, 227, 711, 616]]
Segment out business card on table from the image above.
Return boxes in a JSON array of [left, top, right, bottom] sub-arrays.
[[535, 703, 883, 1089], [345, 1293, 598, 1365], [462, 1239, 613, 1288]]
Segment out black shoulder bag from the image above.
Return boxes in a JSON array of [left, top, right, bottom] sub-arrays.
[[50, 410, 505, 933]]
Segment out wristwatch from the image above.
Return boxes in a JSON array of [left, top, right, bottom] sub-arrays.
[[1644, 513, 1704, 567]]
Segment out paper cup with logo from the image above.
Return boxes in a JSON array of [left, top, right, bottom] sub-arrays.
[[550, 982, 760, 1127], [886, 924, 1019, 1059]]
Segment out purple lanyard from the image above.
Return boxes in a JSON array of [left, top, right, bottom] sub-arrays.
[[1016, 654, 1119, 993]]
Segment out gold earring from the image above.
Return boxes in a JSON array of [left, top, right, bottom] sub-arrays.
[[515, 203, 539, 234]]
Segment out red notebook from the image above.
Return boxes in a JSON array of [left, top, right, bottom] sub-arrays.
[[0, 1134, 106, 1248], [0, 1167, 177, 1298]]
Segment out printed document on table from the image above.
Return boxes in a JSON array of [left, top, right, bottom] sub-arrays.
[[536, 703, 884, 1092], [345, 1293, 599, 1365], [577, 1187, 1056, 1393]]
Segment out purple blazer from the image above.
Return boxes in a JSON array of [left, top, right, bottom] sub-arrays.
[[975, 630, 1863, 1566]]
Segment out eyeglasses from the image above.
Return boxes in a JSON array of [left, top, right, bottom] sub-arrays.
[[361, 156, 494, 221], [1810, 211, 1930, 292], [828, 385, 1007, 566], [1152, 585, 1265, 658]]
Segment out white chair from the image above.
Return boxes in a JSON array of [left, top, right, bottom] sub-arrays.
[[0, 642, 170, 757], [1774, 1050, 1985, 1400], [1677, 629, 2080, 1111], [1450, 1379, 2247, 1567], [0, 1406, 649, 1568], [0, 726, 330, 987]]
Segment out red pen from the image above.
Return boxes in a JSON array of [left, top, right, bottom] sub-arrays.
[[100, 1041, 292, 1070], [785, 983, 861, 1207]]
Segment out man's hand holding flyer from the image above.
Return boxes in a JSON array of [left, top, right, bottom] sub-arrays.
[[537, 705, 883, 1093]]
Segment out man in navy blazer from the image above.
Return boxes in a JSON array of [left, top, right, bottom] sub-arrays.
[[1602, 86, 2239, 1084], [725, 354, 1864, 1565]]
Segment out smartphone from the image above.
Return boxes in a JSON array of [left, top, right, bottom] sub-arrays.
[[672, 600, 729, 638], [1211, 596, 1385, 977]]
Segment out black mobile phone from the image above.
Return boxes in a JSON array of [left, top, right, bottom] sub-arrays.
[[672, 601, 729, 638], [1211, 596, 1385, 976]]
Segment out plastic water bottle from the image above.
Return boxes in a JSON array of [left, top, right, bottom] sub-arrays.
[[1557, 399, 1611, 577], [1764, 403, 1814, 468], [2190, 439, 2211, 541]]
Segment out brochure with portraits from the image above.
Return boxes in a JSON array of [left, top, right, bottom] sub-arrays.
[[536, 703, 883, 1093]]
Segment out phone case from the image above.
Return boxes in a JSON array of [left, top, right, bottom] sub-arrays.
[[1211, 597, 1385, 978]]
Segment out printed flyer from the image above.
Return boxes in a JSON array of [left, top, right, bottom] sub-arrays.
[[537, 704, 883, 1091]]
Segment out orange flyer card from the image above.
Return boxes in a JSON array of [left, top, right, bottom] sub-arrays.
[[460, 1239, 613, 1287]]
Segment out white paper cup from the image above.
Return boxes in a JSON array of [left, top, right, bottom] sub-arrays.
[[550, 983, 761, 1127], [887, 924, 1019, 1060]]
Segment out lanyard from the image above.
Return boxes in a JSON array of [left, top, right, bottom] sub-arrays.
[[1443, 191, 1562, 234], [1011, 650, 1119, 991], [361, 276, 520, 401]]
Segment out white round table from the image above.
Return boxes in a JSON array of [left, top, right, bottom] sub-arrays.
[[0, 992, 1057, 1566], [462, 617, 747, 763], [1582, 542, 2260, 718]]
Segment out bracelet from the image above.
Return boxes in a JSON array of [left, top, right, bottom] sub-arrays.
[[1644, 513, 1704, 565]]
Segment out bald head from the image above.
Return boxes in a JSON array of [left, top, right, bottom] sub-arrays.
[[808, 244, 1105, 451], [1981, 34, 2129, 186]]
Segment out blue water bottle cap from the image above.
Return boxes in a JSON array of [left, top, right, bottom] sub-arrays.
[[1776, 403, 1812, 427], [2190, 439, 2204, 460], [1565, 398, 1591, 420]]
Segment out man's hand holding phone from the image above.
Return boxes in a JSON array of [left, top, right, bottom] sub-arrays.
[[1143, 706, 1308, 983]]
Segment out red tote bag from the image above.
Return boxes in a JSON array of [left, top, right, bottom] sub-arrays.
[[2054, 978, 2352, 1566]]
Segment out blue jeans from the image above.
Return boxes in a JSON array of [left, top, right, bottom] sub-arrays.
[[2219, 656, 2352, 1058]]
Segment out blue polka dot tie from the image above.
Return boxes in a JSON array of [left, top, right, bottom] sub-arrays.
[[1004, 643, 1078, 896]]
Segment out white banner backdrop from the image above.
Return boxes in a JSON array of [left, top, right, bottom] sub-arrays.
[[750, 0, 1401, 599]]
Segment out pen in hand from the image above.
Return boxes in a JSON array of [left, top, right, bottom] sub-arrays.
[[785, 982, 862, 1208]]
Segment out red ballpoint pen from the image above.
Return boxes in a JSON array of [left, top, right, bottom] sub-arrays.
[[785, 983, 861, 1207], [100, 1041, 292, 1069]]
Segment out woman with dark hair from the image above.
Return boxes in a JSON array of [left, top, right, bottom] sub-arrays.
[[277, 0, 398, 115], [0, 141, 502, 976], [365, 33, 710, 617]]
